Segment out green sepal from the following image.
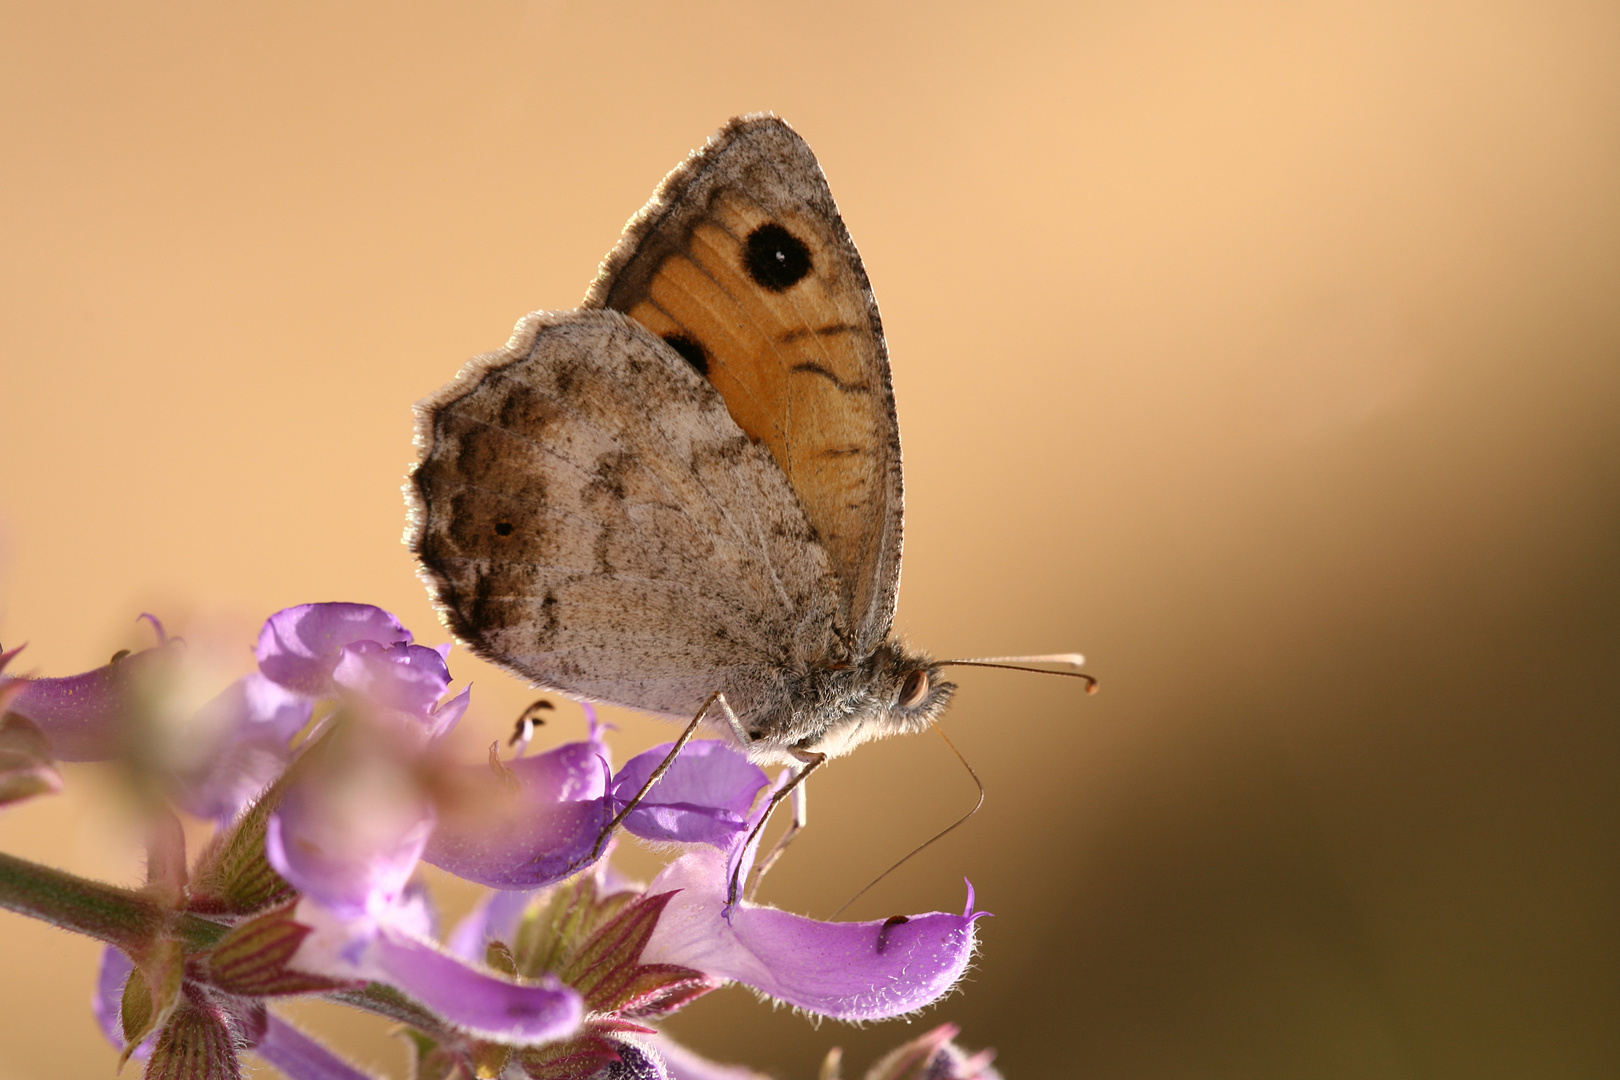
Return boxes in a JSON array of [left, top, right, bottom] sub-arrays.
[[203, 903, 359, 996], [510, 875, 638, 980], [119, 937, 183, 1066], [144, 993, 243, 1080], [472, 1039, 514, 1079], [561, 892, 714, 1017], [187, 774, 297, 917], [515, 1033, 620, 1080]]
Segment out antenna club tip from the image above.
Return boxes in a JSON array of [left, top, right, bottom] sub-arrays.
[[1084, 678, 1099, 694]]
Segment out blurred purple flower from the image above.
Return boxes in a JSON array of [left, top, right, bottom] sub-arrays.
[[0, 603, 472, 822], [2, 638, 181, 762], [251, 1017, 383, 1080], [93, 945, 383, 1080], [174, 672, 313, 820], [259, 693, 584, 1045], [92, 947, 152, 1061], [254, 603, 412, 696]]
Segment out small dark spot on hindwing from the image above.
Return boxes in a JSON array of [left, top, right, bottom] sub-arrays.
[[744, 223, 812, 291]]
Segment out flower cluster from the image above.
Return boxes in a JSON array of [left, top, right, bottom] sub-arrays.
[[0, 604, 1000, 1080]]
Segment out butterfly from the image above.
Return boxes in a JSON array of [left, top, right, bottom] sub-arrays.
[[409, 114, 956, 763], [408, 118, 1090, 892]]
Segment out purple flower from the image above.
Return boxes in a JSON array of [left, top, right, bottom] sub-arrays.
[[0, 603, 464, 821], [423, 731, 616, 889], [426, 731, 769, 891], [263, 705, 584, 1045], [173, 672, 313, 820], [5, 600, 1002, 1080], [0, 647, 62, 807], [266, 731, 435, 916], [2, 639, 181, 762], [611, 741, 769, 847], [640, 788, 989, 1021], [93, 946, 384, 1080], [256, 603, 470, 736], [254, 603, 412, 696]]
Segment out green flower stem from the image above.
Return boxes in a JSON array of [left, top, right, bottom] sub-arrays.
[[0, 851, 229, 953]]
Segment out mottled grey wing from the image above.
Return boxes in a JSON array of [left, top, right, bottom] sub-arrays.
[[585, 114, 905, 657], [408, 309, 840, 723]]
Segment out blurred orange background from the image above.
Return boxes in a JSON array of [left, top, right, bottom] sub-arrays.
[[2, 1, 1617, 1077]]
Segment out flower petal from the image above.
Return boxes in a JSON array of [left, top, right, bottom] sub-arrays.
[[255, 604, 411, 696], [4, 645, 178, 761], [611, 741, 767, 847], [266, 743, 434, 913], [173, 674, 312, 820], [331, 641, 452, 720], [425, 685, 471, 740], [251, 1017, 382, 1080], [368, 930, 582, 1044], [640, 811, 988, 1021], [423, 739, 614, 889], [0, 712, 63, 807]]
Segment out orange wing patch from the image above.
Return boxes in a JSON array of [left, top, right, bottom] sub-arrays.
[[611, 189, 892, 647]]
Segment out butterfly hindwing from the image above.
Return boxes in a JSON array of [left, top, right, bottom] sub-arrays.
[[586, 115, 904, 656], [409, 309, 841, 723]]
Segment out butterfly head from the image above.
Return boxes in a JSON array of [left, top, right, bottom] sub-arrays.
[[777, 640, 957, 760]]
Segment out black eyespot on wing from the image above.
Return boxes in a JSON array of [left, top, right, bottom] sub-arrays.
[[744, 223, 812, 291], [898, 669, 929, 709], [662, 333, 709, 377], [494, 521, 514, 537]]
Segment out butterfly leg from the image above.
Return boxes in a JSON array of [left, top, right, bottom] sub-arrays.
[[713, 691, 752, 749], [586, 690, 723, 863], [745, 774, 809, 902], [728, 748, 826, 906]]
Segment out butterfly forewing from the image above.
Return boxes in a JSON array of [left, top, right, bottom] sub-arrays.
[[586, 115, 904, 655]]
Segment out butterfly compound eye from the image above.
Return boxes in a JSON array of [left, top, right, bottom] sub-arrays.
[[898, 669, 929, 709], [744, 223, 812, 291]]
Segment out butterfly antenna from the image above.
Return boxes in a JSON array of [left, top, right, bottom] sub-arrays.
[[941, 653, 1098, 692], [829, 721, 985, 921]]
